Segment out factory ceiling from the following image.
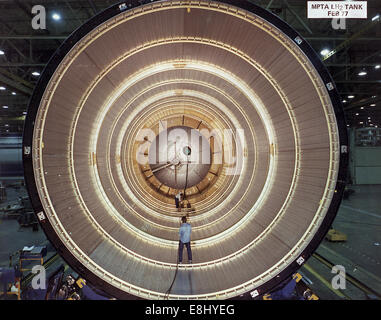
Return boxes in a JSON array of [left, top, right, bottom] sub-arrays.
[[0, 0, 381, 134]]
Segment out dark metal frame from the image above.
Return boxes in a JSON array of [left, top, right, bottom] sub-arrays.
[[22, 0, 348, 300]]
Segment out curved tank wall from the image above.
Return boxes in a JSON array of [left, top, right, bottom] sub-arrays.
[[22, 0, 348, 299]]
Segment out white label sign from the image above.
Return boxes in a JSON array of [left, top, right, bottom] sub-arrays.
[[307, 1, 367, 19], [37, 211, 46, 221]]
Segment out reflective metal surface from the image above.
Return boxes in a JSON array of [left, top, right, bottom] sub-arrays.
[[149, 126, 212, 189], [23, 0, 347, 300]]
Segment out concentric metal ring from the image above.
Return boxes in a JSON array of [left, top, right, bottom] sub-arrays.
[[23, 0, 348, 299]]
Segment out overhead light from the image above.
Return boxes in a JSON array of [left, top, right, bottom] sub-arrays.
[[0, 50, 4, 55], [2, 105, 8, 109], [4, 124, 9, 127], [23, 111, 27, 115], [32, 71, 40, 76], [376, 65, 381, 69], [52, 13, 61, 21], [360, 107, 364, 109], [368, 117, 371, 119], [11, 92, 16, 95], [342, 100, 347, 103], [358, 71, 367, 76], [320, 49, 330, 56], [348, 95, 355, 99], [0, 86, 5, 90], [355, 113, 359, 116], [370, 104, 376, 107], [372, 95, 377, 98], [346, 124, 350, 127], [372, 14, 380, 21], [360, 121, 364, 124]]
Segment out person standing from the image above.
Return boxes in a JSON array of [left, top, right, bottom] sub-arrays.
[[175, 192, 182, 212], [178, 216, 192, 264]]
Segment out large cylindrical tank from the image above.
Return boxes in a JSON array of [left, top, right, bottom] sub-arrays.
[[23, 0, 348, 299], [0, 135, 23, 179]]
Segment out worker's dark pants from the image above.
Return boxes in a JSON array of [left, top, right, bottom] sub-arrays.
[[178, 241, 192, 263], [175, 197, 179, 208]]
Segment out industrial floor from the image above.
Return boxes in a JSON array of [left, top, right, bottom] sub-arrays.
[[0, 184, 56, 268], [301, 185, 381, 300], [0, 183, 380, 300]]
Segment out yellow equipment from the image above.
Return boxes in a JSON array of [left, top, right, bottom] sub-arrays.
[[326, 229, 347, 242]]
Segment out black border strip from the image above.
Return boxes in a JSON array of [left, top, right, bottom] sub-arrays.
[[22, 0, 348, 300]]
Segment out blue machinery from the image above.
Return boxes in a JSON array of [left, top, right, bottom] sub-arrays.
[[1, 252, 111, 300]]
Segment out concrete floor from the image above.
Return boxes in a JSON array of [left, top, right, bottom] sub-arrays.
[[302, 185, 381, 300], [1, 183, 380, 299], [0, 184, 55, 268]]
